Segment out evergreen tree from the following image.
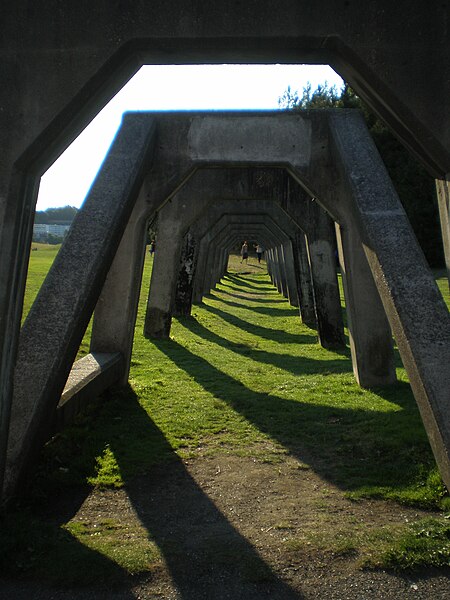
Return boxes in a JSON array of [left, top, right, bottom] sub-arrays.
[[279, 83, 443, 267]]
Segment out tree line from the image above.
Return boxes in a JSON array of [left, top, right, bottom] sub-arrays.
[[34, 205, 78, 224], [278, 83, 444, 267]]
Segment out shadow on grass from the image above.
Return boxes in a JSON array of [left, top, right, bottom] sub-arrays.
[[1, 388, 302, 599], [225, 274, 275, 292], [154, 338, 433, 497], [208, 293, 297, 317], [201, 300, 351, 361], [219, 281, 275, 296], [0, 488, 134, 593], [178, 317, 348, 376], [218, 289, 287, 304]]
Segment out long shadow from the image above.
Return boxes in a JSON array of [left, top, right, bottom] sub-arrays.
[[199, 300, 323, 348], [116, 390, 302, 599], [225, 274, 275, 292], [219, 281, 275, 295], [154, 339, 432, 494], [1, 470, 135, 595], [218, 289, 287, 304], [7, 387, 302, 599], [204, 294, 350, 358], [209, 293, 296, 317], [178, 317, 348, 377]]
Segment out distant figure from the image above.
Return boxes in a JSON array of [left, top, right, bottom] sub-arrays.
[[149, 239, 156, 256], [240, 241, 249, 263], [254, 243, 264, 263]]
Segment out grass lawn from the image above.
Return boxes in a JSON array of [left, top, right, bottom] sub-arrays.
[[1, 245, 448, 581]]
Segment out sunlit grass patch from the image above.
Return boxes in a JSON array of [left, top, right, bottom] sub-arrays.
[[65, 519, 162, 574], [366, 517, 450, 570]]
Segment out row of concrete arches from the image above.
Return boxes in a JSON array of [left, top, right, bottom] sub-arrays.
[[2, 2, 450, 510], [2, 110, 448, 508]]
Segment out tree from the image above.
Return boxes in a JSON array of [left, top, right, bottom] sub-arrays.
[[35, 205, 78, 224], [279, 83, 444, 267], [278, 81, 341, 110]]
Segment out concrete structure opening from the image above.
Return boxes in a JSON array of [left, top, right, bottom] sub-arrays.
[[1, 4, 450, 507]]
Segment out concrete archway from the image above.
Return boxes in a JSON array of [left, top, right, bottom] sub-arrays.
[[3, 111, 449, 506], [2, 8, 450, 498]]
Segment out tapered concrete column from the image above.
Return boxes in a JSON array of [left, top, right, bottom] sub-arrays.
[[192, 233, 213, 303], [282, 241, 299, 307], [145, 211, 184, 338], [90, 191, 148, 386], [268, 249, 276, 284], [436, 178, 450, 289], [335, 222, 396, 387], [306, 225, 346, 349], [173, 232, 197, 317], [282, 183, 344, 347], [325, 111, 450, 490], [3, 114, 156, 503], [266, 249, 273, 281], [292, 232, 317, 328], [273, 247, 283, 295]]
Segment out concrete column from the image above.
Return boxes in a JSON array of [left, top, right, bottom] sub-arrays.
[[192, 234, 212, 303], [282, 182, 344, 347], [267, 249, 275, 284], [305, 226, 346, 350], [273, 247, 283, 295], [3, 114, 156, 503], [326, 110, 450, 490], [436, 177, 450, 289], [90, 191, 148, 386], [335, 222, 396, 387], [173, 231, 197, 317], [144, 209, 184, 338], [292, 232, 317, 328], [282, 241, 300, 307]]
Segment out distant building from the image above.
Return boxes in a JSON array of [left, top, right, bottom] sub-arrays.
[[32, 223, 71, 241]]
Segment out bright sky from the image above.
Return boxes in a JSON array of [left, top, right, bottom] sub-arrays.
[[37, 64, 343, 210]]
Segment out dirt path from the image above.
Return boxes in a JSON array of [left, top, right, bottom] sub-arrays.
[[2, 453, 449, 599]]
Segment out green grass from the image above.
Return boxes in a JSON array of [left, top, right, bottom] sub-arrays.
[[375, 517, 450, 570], [4, 246, 449, 581], [24, 243, 93, 356]]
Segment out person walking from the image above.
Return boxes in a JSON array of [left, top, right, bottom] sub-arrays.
[[254, 243, 264, 263], [240, 241, 249, 263]]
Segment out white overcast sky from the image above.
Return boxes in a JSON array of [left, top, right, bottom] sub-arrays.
[[37, 64, 344, 210]]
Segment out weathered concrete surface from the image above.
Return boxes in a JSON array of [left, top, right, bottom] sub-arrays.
[[90, 190, 149, 386], [324, 111, 450, 489], [174, 232, 197, 317], [56, 352, 123, 431], [1, 4, 450, 499], [292, 231, 317, 328], [200, 219, 285, 299], [144, 167, 305, 329], [436, 178, 450, 288], [2, 114, 156, 503], [335, 222, 396, 387]]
